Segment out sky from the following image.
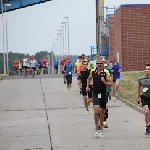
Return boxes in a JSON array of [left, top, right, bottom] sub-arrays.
[[0, 0, 149, 56]]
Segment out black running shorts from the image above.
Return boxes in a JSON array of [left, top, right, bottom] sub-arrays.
[[92, 92, 106, 109], [66, 75, 72, 84], [82, 85, 92, 98], [141, 95, 150, 109]]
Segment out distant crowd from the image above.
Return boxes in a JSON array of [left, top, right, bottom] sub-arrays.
[[13, 55, 49, 77]]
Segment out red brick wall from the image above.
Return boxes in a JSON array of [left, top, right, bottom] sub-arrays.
[[114, 8, 122, 67], [109, 6, 150, 71], [108, 16, 116, 59]]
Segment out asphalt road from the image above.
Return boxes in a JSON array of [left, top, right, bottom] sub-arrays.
[[0, 75, 149, 150]]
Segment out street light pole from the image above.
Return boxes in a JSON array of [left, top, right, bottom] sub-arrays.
[[5, 4, 11, 75], [61, 22, 66, 56], [64, 17, 69, 57], [47, 55, 50, 74], [1, 0, 6, 75], [60, 26, 64, 56], [58, 30, 62, 60], [54, 37, 59, 59]]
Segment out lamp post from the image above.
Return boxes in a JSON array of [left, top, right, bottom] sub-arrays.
[[61, 22, 66, 56], [64, 17, 69, 57], [58, 31, 62, 60], [5, 4, 11, 75], [54, 37, 59, 59], [1, 0, 6, 75], [46, 55, 50, 74], [60, 26, 64, 56], [57, 32, 62, 74]]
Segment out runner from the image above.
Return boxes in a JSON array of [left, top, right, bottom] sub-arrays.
[[26, 58, 31, 75], [59, 56, 67, 84], [13, 59, 19, 75], [137, 63, 150, 135], [18, 60, 23, 76], [110, 55, 121, 101], [103, 59, 112, 128], [63, 58, 72, 92], [78, 61, 92, 114], [30, 57, 37, 77], [87, 58, 112, 138], [42, 57, 48, 74], [37, 59, 43, 74], [74, 56, 83, 94], [93, 54, 100, 69], [87, 56, 93, 70], [23, 55, 28, 77], [54, 58, 59, 74]]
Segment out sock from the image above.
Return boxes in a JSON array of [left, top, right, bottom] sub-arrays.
[[104, 109, 108, 122]]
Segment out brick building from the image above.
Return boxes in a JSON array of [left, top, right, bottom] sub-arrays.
[[108, 4, 150, 71]]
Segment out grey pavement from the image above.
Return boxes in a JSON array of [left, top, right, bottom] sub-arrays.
[[0, 75, 150, 150]]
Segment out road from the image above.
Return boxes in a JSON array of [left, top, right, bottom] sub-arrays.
[[0, 74, 149, 150]]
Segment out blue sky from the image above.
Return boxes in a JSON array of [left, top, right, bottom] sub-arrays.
[[0, 0, 149, 56]]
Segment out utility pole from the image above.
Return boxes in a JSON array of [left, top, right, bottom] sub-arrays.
[[96, 0, 104, 54]]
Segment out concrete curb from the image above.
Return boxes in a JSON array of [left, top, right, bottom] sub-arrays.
[[118, 96, 144, 115]]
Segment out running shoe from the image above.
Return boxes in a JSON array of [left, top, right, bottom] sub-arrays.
[[103, 122, 108, 128], [67, 89, 70, 92], [94, 130, 99, 138], [98, 130, 103, 138], [108, 94, 111, 100], [115, 92, 119, 98], [113, 96, 116, 101], [64, 80, 66, 84], [85, 111, 89, 115], [145, 126, 150, 135], [80, 90, 82, 94]]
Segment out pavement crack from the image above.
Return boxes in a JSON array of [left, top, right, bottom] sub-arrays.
[[40, 78, 53, 150]]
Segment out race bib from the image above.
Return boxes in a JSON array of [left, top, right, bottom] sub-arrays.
[[143, 87, 148, 93], [98, 94, 101, 98]]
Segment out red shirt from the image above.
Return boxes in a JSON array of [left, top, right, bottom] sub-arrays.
[[60, 59, 66, 67], [13, 61, 19, 69], [42, 59, 47, 67]]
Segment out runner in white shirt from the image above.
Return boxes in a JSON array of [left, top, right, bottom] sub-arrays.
[[26, 58, 31, 75], [30, 58, 37, 77], [23, 55, 28, 77]]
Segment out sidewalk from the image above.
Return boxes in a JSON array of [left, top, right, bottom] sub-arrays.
[[0, 75, 149, 150]]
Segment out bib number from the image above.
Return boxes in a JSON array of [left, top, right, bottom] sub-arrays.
[[98, 94, 101, 98]]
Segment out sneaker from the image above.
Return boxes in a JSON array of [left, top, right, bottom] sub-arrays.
[[145, 126, 150, 135], [113, 96, 116, 101], [115, 92, 118, 98], [67, 89, 70, 92], [103, 122, 108, 128], [145, 130, 150, 135], [108, 94, 111, 100], [94, 130, 99, 138], [85, 111, 89, 115], [80, 90, 82, 94], [98, 130, 103, 138], [64, 80, 66, 84]]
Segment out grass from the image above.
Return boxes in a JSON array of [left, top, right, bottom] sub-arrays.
[[0, 74, 7, 78], [121, 72, 144, 81], [118, 80, 142, 106]]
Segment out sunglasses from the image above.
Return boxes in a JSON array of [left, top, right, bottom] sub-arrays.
[[96, 63, 103, 64], [83, 64, 87, 65]]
